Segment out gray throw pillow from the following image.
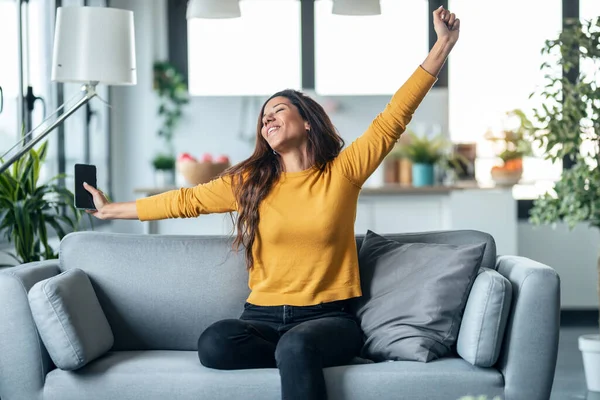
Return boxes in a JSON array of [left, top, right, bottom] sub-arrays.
[[456, 267, 512, 367], [353, 230, 486, 362], [28, 268, 113, 370]]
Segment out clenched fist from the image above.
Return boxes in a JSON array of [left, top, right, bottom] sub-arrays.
[[434, 6, 460, 45]]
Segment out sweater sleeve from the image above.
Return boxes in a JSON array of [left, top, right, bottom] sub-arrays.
[[332, 66, 437, 187], [135, 175, 237, 221]]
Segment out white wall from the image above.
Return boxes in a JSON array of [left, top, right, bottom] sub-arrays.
[[107, 0, 599, 310], [518, 222, 600, 309]]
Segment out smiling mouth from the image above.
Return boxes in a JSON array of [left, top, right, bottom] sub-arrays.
[[267, 127, 280, 136]]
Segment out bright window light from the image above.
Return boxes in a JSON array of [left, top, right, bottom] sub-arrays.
[[187, 0, 301, 96], [448, 0, 563, 187], [0, 1, 19, 154], [315, 0, 428, 95]]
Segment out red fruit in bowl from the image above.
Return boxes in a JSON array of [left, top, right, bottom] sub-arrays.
[[200, 153, 213, 163], [178, 153, 196, 162], [215, 155, 230, 163]]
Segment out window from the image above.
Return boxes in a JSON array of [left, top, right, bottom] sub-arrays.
[[0, 0, 111, 196], [580, 1, 600, 95], [0, 0, 57, 183], [0, 1, 20, 159], [29, 0, 59, 184], [314, 0, 429, 95], [448, 0, 563, 189], [578, 1, 600, 162], [187, 0, 301, 96], [581, 0, 600, 23]]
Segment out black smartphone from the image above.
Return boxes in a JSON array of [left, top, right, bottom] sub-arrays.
[[74, 163, 97, 210]]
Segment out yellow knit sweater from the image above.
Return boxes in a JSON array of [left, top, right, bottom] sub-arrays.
[[136, 66, 437, 306]]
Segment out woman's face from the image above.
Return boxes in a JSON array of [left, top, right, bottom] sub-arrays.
[[261, 96, 310, 152]]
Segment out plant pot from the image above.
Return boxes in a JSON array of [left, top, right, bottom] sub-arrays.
[[154, 169, 175, 187], [398, 158, 412, 185], [579, 334, 600, 392], [383, 158, 399, 184], [412, 163, 434, 187], [177, 160, 231, 185]]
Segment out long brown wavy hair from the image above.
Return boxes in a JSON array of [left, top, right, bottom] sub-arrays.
[[223, 90, 345, 270]]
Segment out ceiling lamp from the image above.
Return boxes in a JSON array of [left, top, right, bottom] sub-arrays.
[[186, 0, 241, 19], [332, 0, 381, 16]]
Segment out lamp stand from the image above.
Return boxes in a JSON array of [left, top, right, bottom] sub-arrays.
[[0, 81, 99, 174]]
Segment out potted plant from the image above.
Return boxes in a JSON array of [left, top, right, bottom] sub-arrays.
[[485, 109, 534, 186], [0, 142, 84, 266], [397, 131, 449, 187], [152, 153, 176, 187], [152, 60, 189, 186], [528, 16, 600, 392]]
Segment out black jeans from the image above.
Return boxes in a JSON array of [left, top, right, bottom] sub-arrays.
[[197, 299, 363, 400]]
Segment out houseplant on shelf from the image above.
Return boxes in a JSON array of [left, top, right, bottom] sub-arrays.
[[397, 131, 449, 187], [152, 60, 189, 186], [0, 141, 84, 266], [528, 16, 600, 392], [485, 109, 534, 186]]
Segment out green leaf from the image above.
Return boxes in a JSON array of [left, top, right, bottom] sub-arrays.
[[0, 140, 84, 263]]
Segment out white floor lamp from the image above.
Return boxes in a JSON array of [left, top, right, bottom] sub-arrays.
[[0, 6, 137, 174]]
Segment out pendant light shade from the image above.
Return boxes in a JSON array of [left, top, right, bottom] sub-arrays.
[[332, 0, 381, 16], [186, 0, 241, 19]]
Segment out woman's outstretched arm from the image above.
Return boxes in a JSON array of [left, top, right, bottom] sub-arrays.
[[332, 6, 460, 188], [84, 175, 237, 221]]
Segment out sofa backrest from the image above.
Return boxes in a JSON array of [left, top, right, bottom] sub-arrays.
[[60, 232, 249, 351], [59, 230, 496, 351]]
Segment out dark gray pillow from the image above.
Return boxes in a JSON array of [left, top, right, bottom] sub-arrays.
[[28, 268, 113, 370], [352, 230, 486, 362]]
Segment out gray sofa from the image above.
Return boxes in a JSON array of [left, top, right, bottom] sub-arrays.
[[0, 230, 560, 400]]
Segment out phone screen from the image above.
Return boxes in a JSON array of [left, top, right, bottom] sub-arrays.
[[74, 164, 97, 210]]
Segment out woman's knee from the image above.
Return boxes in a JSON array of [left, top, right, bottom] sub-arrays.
[[275, 329, 318, 365], [197, 319, 244, 369]]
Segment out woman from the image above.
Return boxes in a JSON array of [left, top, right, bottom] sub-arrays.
[[85, 6, 459, 399]]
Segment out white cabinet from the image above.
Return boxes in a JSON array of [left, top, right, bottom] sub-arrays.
[[357, 188, 517, 256]]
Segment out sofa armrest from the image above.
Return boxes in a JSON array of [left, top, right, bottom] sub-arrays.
[[495, 255, 560, 400], [0, 260, 61, 400]]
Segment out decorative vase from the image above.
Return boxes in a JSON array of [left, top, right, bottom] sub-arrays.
[[398, 158, 412, 185], [412, 163, 434, 187], [383, 158, 399, 184], [154, 168, 175, 187]]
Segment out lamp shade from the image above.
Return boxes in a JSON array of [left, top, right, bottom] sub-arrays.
[[187, 0, 241, 19], [332, 0, 381, 16], [51, 7, 137, 85]]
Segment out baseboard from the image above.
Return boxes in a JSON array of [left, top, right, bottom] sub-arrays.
[[561, 309, 599, 327]]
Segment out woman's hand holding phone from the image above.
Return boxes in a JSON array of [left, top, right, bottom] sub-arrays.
[[83, 182, 110, 219]]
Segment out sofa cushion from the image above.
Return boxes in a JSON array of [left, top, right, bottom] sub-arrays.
[[457, 268, 512, 367], [28, 268, 113, 370], [353, 230, 486, 362], [356, 229, 497, 271], [43, 350, 504, 400]]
